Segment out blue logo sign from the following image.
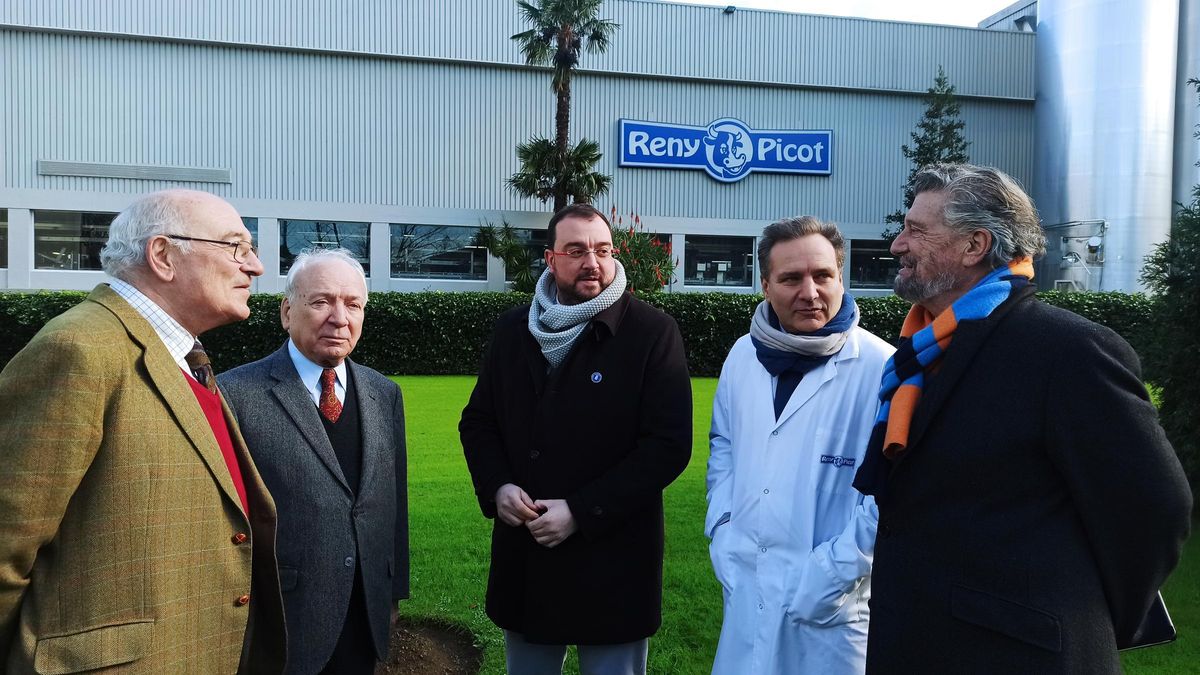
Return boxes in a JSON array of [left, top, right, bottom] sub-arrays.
[[619, 118, 832, 183]]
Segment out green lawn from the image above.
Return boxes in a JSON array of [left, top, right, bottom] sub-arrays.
[[393, 375, 1197, 674]]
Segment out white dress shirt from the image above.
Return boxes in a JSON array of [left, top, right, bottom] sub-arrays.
[[109, 279, 195, 371], [287, 339, 346, 406]]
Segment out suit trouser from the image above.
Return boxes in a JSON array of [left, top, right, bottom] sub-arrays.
[[503, 630, 648, 675]]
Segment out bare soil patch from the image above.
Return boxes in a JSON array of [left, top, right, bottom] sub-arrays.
[[376, 617, 482, 675]]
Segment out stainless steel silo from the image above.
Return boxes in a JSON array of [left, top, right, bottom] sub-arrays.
[[1034, 0, 1180, 291], [1175, 0, 1200, 210]]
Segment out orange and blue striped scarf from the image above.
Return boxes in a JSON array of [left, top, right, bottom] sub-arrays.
[[854, 258, 1034, 496]]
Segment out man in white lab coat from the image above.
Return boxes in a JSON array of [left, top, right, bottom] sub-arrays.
[[706, 216, 893, 674]]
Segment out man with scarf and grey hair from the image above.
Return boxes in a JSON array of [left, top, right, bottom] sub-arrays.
[[460, 204, 692, 675], [854, 164, 1190, 672], [706, 216, 893, 674]]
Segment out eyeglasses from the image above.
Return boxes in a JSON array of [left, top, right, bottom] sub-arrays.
[[548, 246, 617, 260], [166, 235, 259, 263]]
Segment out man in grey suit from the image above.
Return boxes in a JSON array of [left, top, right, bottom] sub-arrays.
[[219, 247, 409, 675]]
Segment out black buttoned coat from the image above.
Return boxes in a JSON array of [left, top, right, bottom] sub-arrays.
[[460, 292, 692, 644], [858, 291, 1192, 674]]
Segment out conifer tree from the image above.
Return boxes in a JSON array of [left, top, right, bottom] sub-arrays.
[[883, 66, 970, 240], [1140, 78, 1200, 494]]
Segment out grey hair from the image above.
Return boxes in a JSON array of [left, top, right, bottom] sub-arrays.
[[100, 190, 197, 280], [757, 215, 846, 278], [910, 163, 1046, 267], [284, 248, 368, 303]]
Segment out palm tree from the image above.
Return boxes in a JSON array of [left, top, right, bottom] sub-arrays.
[[507, 137, 611, 207], [509, 0, 618, 211]]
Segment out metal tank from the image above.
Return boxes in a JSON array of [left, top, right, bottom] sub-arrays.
[[1175, 0, 1200, 211], [1033, 0, 1180, 291]]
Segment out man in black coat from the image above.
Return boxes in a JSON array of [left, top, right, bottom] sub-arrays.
[[460, 204, 692, 675], [854, 163, 1192, 674], [220, 248, 409, 675]]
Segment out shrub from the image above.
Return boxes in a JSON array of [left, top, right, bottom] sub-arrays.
[[204, 292, 532, 375], [1037, 290, 1154, 360], [0, 288, 1158, 379], [0, 290, 89, 360], [1140, 192, 1200, 495], [641, 293, 758, 376], [609, 208, 677, 294]]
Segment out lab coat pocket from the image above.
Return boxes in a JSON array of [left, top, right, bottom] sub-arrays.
[[709, 523, 736, 596], [788, 551, 855, 626]]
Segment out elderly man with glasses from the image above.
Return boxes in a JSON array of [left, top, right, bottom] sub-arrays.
[[0, 189, 286, 673], [460, 203, 692, 675]]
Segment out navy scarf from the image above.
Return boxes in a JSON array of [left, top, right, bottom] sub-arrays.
[[752, 294, 858, 419]]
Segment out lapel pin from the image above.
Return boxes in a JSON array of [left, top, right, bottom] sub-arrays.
[[590, 372, 603, 383]]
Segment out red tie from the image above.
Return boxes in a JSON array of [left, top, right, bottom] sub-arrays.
[[319, 368, 342, 423]]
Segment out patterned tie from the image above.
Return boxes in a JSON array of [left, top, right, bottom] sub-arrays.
[[185, 340, 218, 395], [319, 368, 342, 423]]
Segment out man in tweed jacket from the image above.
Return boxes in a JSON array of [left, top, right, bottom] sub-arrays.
[[0, 190, 287, 673]]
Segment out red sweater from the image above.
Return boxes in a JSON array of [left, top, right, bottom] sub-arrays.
[[184, 370, 249, 515]]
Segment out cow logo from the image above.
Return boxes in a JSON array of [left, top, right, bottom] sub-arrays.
[[619, 118, 832, 183], [703, 119, 754, 181]]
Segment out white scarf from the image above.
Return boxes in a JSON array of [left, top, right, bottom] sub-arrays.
[[748, 298, 858, 357]]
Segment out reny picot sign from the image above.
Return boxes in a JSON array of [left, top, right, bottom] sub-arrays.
[[619, 118, 832, 183]]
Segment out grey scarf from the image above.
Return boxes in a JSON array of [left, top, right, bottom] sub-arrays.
[[528, 260, 628, 368], [748, 298, 858, 357]]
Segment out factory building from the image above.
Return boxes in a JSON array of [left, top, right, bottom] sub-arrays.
[[0, 0, 1193, 295]]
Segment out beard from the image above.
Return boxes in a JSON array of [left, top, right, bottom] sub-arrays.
[[554, 270, 613, 305], [893, 264, 959, 306]]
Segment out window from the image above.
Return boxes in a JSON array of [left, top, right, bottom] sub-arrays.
[[34, 211, 117, 270], [279, 220, 369, 275], [0, 209, 7, 269], [505, 229, 548, 284], [849, 239, 897, 289], [242, 217, 258, 247], [684, 235, 754, 287], [390, 224, 487, 280]]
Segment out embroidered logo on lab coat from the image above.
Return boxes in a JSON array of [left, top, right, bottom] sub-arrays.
[[820, 455, 856, 468]]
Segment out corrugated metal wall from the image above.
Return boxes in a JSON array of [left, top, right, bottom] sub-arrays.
[[0, 0, 1034, 99], [979, 1, 1039, 30], [1, 12, 1033, 230], [0, 0, 1038, 293]]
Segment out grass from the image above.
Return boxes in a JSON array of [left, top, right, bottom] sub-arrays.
[[393, 375, 1196, 674]]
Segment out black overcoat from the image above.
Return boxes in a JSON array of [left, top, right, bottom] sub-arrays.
[[860, 292, 1192, 674], [460, 292, 692, 644]]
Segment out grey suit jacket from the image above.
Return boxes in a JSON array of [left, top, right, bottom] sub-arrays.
[[218, 344, 409, 675]]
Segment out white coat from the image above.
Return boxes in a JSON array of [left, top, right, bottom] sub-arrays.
[[706, 327, 894, 674]]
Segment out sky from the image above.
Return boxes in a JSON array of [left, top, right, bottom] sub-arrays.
[[662, 0, 1021, 28]]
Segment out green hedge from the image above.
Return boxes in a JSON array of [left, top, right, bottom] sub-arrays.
[[0, 289, 1155, 378]]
